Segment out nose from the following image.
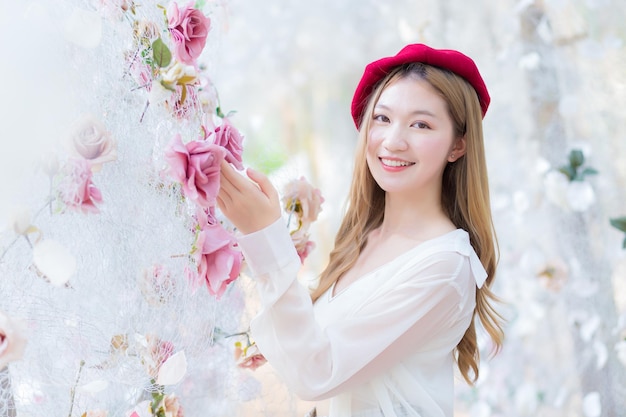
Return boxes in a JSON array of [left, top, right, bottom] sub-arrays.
[[381, 125, 408, 152]]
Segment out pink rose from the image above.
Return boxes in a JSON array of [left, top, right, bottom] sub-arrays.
[[290, 228, 316, 263], [167, 1, 211, 65], [210, 118, 244, 170], [0, 310, 27, 370], [69, 115, 117, 170], [283, 177, 324, 226], [193, 209, 242, 299], [57, 159, 103, 214], [165, 134, 225, 207]]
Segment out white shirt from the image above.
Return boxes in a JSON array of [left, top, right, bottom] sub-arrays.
[[237, 218, 486, 417]]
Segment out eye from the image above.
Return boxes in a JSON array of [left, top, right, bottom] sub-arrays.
[[411, 121, 430, 129], [373, 114, 390, 123]]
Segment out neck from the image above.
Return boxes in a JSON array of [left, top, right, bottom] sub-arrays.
[[378, 188, 453, 240]]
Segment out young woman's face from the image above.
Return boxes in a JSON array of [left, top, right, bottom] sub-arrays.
[[366, 76, 462, 198]]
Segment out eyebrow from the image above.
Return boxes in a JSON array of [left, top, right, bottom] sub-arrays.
[[374, 104, 437, 118]]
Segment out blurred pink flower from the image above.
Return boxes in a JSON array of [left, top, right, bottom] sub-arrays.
[[290, 228, 316, 263], [210, 118, 244, 170], [283, 177, 324, 226], [234, 342, 267, 371], [192, 208, 242, 298], [159, 394, 185, 417], [141, 334, 174, 379], [0, 310, 27, 370], [97, 0, 132, 20], [69, 115, 117, 170], [137, 264, 175, 306], [165, 134, 226, 207], [57, 159, 103, 214], [167, 1, 211, 65]]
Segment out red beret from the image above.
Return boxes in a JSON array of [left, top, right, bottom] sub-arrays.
[[350, 43, 490, 128]]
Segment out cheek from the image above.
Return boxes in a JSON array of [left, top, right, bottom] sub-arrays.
[[418, 137, 453, 159], [365, 135, 381, 166]]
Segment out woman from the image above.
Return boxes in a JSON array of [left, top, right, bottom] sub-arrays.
[[218, 43, 504, 417]]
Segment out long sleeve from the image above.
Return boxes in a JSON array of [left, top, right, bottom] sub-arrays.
[[237, 219, 477, 402]]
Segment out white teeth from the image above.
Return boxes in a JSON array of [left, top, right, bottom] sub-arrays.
[[381, 158, 412, 167]]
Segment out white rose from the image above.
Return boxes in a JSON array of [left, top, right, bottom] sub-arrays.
[[69, 115, 117, 170]]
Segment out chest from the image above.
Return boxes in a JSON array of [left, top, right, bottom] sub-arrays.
[[332, 237, 423, 297]]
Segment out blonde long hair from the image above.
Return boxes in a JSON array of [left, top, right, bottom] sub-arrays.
[[311, 63, 504, 384]]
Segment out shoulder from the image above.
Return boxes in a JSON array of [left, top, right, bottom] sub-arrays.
[[402, 229, 486, 288]]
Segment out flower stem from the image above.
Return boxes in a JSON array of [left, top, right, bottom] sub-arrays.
[[68, 360, 85, 417]]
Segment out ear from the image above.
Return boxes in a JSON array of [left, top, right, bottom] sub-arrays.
[[447, 136, 467, 162]]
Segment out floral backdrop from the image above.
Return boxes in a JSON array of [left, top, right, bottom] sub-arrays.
[[1, 0, 625, 416]]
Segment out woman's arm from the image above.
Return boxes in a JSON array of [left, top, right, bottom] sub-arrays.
[[238, 220, 474, 401]]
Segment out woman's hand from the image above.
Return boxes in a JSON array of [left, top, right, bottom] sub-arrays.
[[217, 160, 282, 235]]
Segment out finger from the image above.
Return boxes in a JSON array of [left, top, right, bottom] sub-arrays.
[[247, 168, 278, 201]]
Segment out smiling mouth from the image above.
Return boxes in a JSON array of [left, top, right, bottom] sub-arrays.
[[380, 158, 414, 167]]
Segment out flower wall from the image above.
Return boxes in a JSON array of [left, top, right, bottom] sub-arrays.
[[1, 0, 626, 417]]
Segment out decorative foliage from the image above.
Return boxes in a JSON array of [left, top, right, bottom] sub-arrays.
[[544, 148, 598, 212], [558, 149, 598, 182], [610, 217, 626, 249], [124, 0, 213, 121]]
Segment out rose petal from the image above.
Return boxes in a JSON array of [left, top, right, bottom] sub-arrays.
[[32, 239, 77, 286], [156, 350, 187, 385]]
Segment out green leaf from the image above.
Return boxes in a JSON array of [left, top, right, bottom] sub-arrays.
[[569, 149, 584, 169], [216, 106, 225, 119], [610, 217, 626, 233], [581, 167, 598, 177], [152, 38, 172, 68], [195, 0, 207, 8], [558, 166, 575, 181]]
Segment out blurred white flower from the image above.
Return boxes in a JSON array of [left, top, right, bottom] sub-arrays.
[[10, 206, 32, 235], [544, 170, 570, 210], [519, 52, 541, 70], [615, 340, 626, 367], [566, 180, 595, 212], [592, 340, 608, 370], [514, 383, 539, 415], [469, 401, 491, 417], [544, 170, 595, 212], [32, 239, 77, 286], [64, 8, 102, 48], [161, 61, 197, 86], [579, 314, 601, 342], [582, 391, 601, 417]]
